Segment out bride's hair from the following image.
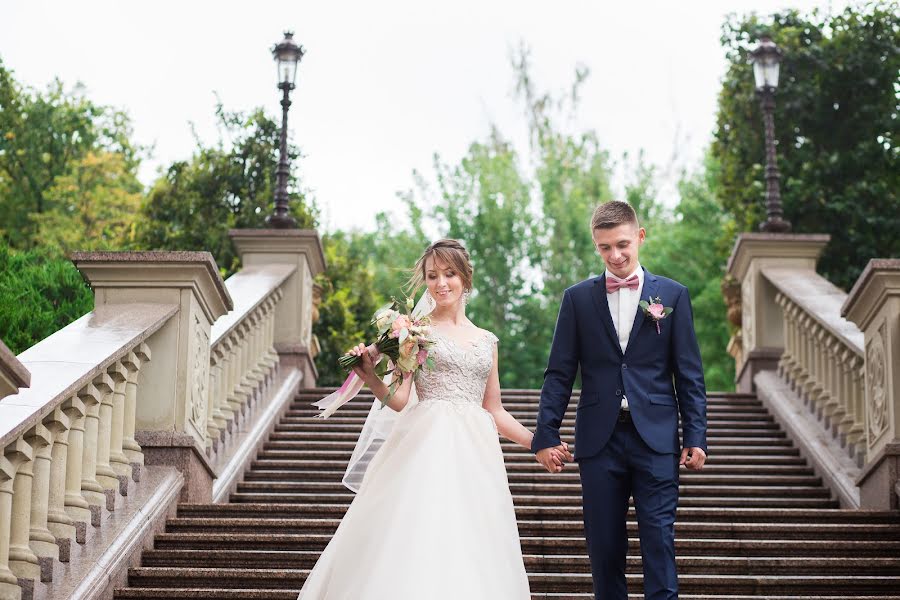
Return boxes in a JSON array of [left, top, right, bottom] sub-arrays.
[[408, 239, 474, 296]]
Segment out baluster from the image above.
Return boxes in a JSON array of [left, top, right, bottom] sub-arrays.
[[28, 409, 69, 578], [122, 344, 150, 482], [47, 396, 85, 559], [262, 296, 279, 383], [1, 438, 32, 600], [108, 360, 131, 490], [79, 376, 110, 525], [211, 345, 233, 437], [205, 347, 224, 454], [223, 335, 243, 424], [8, 426, 50, 591]]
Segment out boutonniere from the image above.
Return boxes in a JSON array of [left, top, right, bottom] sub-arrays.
[[639, 296, 673, 334]]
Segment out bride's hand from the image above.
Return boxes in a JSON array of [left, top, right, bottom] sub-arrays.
[[347, 343, 377, 384]]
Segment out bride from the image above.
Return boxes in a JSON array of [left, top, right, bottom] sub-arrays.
[[297, 239, 571, 599]]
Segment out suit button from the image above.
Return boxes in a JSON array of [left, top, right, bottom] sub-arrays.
[[615, 389, 622, 396], [622, 363, 628, 369]]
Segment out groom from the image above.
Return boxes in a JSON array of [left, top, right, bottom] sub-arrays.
[[532, 200, 708, 600]]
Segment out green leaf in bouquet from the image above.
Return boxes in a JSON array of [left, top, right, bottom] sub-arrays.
[[639, 300, 650, 310], [374, 360, 389, 378], [663, 307, 674, 315], [399, 328, 409, 344], [425, 356, 435, 370]]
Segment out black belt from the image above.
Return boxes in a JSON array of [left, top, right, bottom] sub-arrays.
[[617, 408, 632, 423]]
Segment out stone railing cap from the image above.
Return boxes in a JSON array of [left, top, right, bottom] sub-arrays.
[[71, 250, 233, 315], [841, 258, 900, 328], [0, 338, 30, 389], [228, 229, 326, 276], [726, 232, 831, 280]]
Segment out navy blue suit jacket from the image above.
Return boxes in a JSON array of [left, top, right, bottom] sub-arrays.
[[532, 268, 708, 459]]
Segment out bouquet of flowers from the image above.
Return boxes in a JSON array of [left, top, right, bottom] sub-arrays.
[[314, 295, 434, 418], [339, 296, 435, 404]]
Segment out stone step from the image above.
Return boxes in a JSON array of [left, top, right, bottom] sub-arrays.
[[275, 416, 779, 428], [233, 481, 832, 498], [151, 532, 900, 557], [114, 592, 900, 600], [269, 431, 792, 454], [241, 470, 825, 487], [175, 503, 900, 524], [119, 567, 900, 594], [271, 424, 786, 438], [227, 492, 840, 509], [249, 460, 815, 474], [251, 450, 806, 464], [162, 517, 900, 540], [137, 549, 900, 575]]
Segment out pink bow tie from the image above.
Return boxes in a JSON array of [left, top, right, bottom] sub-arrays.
[[606, 274, 639, 293]]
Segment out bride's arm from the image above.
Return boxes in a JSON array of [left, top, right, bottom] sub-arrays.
[[348, 343, 414, 412], [482, 345, 534, 450]]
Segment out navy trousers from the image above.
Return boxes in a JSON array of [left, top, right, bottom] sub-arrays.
[[578, 418, 680, 600]]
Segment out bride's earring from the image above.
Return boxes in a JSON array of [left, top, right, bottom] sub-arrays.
[[463, 289, 471, 304]]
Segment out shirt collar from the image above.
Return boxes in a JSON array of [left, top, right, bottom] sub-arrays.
[[605, 262, 644, 284]]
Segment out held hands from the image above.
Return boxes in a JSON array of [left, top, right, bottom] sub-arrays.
[[680, 446, 707, 471], [536, 442, 573, 474]]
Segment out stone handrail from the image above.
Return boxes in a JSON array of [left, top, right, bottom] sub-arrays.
[[728, 233, 900, 510], [0, 233, 325, 600], [0, 341, 30, 402], [1, 303, 178, 600], [762, 267, 867, 465]]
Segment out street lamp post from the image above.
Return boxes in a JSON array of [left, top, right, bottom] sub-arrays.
[[750, 35, 791, 233], [266, 31, 305, 229]]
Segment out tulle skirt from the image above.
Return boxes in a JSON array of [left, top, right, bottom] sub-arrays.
[[297, 400, 531, 600]]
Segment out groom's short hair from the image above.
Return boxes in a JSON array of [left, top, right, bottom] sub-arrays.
[[591, 201, 639, 231]]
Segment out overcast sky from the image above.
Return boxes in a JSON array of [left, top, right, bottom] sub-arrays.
[[2, 0, 847, 233]]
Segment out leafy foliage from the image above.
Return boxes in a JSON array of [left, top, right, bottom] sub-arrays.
[[0, 242, 93, 354], [713, 2, 900, 289], [0, 58, 139, 249], [136, 104, 318, 276]]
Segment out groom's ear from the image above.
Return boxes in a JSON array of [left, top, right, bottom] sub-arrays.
[[638, 227, 647, 245]]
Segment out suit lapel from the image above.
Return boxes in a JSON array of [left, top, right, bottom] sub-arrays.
[[590, 275, 624, 357], [625, 268, 658, 354]]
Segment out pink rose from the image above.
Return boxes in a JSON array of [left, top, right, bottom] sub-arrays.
[[391, 315, 412, 333], [417, 348, 428, 365], [648, 303, 665, 319]]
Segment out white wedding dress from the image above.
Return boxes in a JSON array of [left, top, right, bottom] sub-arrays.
[[297, 329, 531, 600]]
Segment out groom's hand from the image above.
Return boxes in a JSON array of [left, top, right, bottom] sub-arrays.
[[680, 447, 707, 471]]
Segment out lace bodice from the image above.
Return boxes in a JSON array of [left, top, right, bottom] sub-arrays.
[[414, 329, 499, 406]]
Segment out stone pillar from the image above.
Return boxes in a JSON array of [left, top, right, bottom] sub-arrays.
[[229, 229, 326, 387], [725, 233, 831, 392], [842, 259, 900, 509], [79, 377, 110, 519], [71, 252, 233, 503], [0, 341, 30, 403], [1, 438, 32, 600]]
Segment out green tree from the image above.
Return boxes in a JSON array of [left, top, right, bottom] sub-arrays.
[[34, 151, 143, 253], [641, 157, 735, 391], [713, 3, 900, 289], [0, 58, 139, 248], [0, 242, 93, 354], [314, 232, 381, 386], [136, 104, 317, 275]]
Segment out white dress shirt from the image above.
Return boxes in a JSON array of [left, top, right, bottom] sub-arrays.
[[606, 263, 644, 410]]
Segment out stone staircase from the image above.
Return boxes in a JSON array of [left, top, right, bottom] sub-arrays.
[[114, 389, 900, 599]]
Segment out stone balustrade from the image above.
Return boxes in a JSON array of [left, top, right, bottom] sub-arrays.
[[728, 233, 900, 510], [0, 231, 325, 600]]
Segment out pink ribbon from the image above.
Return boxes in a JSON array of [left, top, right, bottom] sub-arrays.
[[313, 347, 383, 419]]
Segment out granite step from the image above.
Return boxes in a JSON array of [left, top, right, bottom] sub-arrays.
[[119, 567, 900, 594], [115, 388, 900, 599], [174, 503, 900, 524]]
